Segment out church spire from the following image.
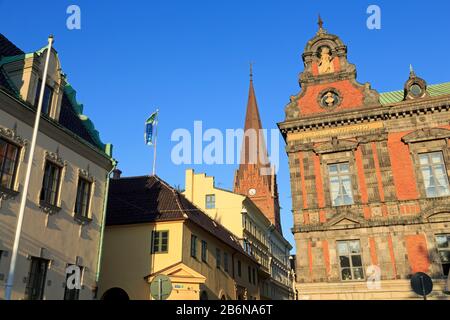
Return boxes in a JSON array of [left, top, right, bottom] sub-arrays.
[[234, 66, 282, 233], [241, 65, 268, 166]]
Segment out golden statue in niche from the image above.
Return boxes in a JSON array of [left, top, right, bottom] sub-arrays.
[[318, 46, 334, 74]]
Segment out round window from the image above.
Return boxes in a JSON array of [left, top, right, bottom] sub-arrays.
[[410, 84, 423, 97]]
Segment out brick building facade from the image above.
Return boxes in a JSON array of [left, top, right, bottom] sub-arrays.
[[278, 21, 450, 299]]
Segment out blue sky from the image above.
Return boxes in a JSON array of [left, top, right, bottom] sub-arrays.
[[2, 0, 450, 251]]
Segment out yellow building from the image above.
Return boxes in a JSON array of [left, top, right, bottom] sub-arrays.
[[184, 169, 294, 300], [0, 34, 114, 300], [98, 174, 260, 300]]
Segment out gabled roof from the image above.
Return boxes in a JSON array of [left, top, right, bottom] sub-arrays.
[[0, 33, 109, 154], [379, 82, 450, 105], [106, 175, 257, 261]]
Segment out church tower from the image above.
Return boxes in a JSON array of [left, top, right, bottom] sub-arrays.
[[233, 66, 282, 232]]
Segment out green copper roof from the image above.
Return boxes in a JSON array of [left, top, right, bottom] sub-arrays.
[[379, 82, 450, 105]]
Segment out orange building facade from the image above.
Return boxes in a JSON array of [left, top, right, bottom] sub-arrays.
[[278, 21, 450, 299]]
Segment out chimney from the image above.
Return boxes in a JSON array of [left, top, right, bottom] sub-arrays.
[[112, 168, 122, 179]]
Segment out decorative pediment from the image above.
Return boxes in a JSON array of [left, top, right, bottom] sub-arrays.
[[45, 150, 66, 168], [313, 138, 358, 154], [426, 212, 450, 222], [286, 141, 314, 153], [357, 132, 388, 144], [424, 206, 450, 223], [326, 212, 365, 228], [0, 125, 27, 147], [402, 128, 450, 144], [145, 262, 206, 284]]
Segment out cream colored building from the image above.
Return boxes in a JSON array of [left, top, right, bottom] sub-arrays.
[[0, 34, 114, 300], [183, 169, 294, 299], [98, 174, 260, 300]]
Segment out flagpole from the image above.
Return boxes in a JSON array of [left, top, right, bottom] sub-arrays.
[[152, 109, 159, 176], [5, 35, 54, 300]]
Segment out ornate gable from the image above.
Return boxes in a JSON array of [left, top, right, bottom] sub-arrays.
[[285, 17, 380, 120]]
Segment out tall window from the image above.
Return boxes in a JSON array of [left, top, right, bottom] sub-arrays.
[[328, 162, 354, 206], [64, 265, 82, 300], [237, 260, 242, 277], [223, 252, 229, 272], [216, 248, 221, 269], [337, 240, 364, 281], [435, 234, 450, 276], [205, 194, 215, 209], [152, 231, 168, 253], [34, 79, 53, 115], [25, 257, 49, 300], [190, 234, 198, 258], [40, 161, 62, 206], [0, 138, 19, 190], [248, 266, 252, 283], [419, 152, 450, 198], [74, 178, 92, 218], [201, 240, 208, 262]]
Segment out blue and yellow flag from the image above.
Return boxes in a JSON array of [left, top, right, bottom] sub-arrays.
[[145, 111, 158, 146]]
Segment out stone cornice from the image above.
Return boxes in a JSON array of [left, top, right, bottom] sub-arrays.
[[278, 94, 450, 138], [292, 197, 450, 233]]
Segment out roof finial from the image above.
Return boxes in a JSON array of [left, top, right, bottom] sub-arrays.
[[249, 62, 253, 81], [409, 64, 416, 77], [317, 14, 326, 35], [318, 14, 323, 30]]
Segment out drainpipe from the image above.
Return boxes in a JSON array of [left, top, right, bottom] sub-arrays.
[[94, 159, 117, 298]]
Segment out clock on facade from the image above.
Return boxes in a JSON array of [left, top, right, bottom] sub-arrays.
[[248, 188, 257, 196]]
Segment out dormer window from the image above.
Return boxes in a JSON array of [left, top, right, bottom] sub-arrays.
[[34, 79, 54, 116]]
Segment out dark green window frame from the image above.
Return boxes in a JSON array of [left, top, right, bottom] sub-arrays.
[[191, 234, 198, 258], [201, 240, 208, 262], [216, 248, 221, 269], [152, 230, 169, 253], [40, 160, 62, 206], [74, 177, 92, 218]]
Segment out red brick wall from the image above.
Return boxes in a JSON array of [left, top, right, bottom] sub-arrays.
[[387, 132, 420, 200], [322, 240, 330, 276], [296, 79, 365, 116], [371, 142, 385, 202], [314, 154, 325, 208], [388, 235, 398, 279], [355, 147, 369, 204], [369, 237, 378, 266], [405, 235, 430, 274]]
